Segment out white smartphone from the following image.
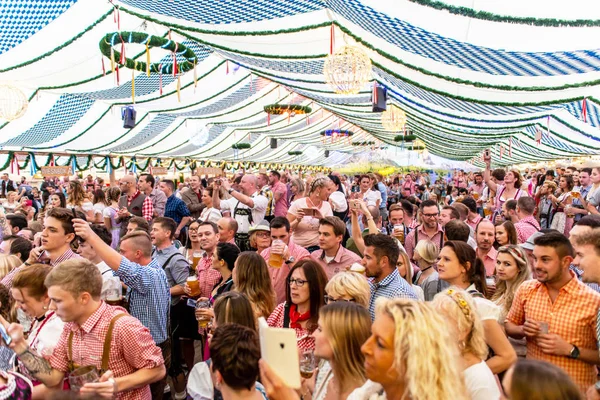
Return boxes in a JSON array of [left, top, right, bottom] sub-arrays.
[[258, 317, 301, 389]]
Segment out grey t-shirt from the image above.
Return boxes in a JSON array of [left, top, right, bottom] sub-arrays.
[[153, 244, 190, 305], [588, 187, 600, 209]]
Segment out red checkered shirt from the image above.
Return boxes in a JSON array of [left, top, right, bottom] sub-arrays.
[[267, 303, 314, 352], [514, 215, 541, 244], [49, 302, 164, 400], [506, 273, 600, 391], [195, 252, 221, 299], [128, 191, 153, 222]]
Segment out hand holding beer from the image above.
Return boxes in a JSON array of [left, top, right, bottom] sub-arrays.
[[392, 224, 405, 243], [186, 276, 201, 298], [269, 240, 286, 269], [195, 300, 212, 329]]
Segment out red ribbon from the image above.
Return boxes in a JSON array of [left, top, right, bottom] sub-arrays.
[[582, 98, 588, 123], [373, 82, 378, 104], [173, 42, 178, 77], [101, 58, 106, 76], [116, 65, 120, 86], [159, 64, 163, 95], [119, 35, 125, 65], [226, 60, 229, 75], [330, 23, 335, 55], [267, 114, 270, 126], [117, 6, 120, 30]]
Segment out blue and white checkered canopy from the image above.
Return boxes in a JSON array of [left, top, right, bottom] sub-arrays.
[[1, 0, 600, 168]]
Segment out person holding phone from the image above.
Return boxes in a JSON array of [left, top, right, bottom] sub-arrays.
[[287, 177, 334, 253]]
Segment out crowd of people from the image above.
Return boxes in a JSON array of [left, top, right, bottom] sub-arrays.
[[0, 160, 596, 399]]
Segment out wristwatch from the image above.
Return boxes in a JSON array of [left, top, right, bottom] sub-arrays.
[[285, 256, 295, 265], [569, 344, 580, 359], [228, 188, 234, 194]]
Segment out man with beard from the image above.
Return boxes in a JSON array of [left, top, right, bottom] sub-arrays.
[[506, 232, 600, 393], [475, 219, 497, 277], [192, 221, 222, 299], [404, 200, 444, 261]]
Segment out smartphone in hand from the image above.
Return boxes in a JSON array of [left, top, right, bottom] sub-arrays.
[[0, 324, 12, 346]]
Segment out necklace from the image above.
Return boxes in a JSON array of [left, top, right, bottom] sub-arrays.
[[420, 266, 433, 273], [307, 196, 322, 209]]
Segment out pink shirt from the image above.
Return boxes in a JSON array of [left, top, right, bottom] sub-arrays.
[[477, 246, 498, 277], [514, 216, 540, 244], [466, 214, 482, 231], [311, 244, 362, 279], [271, 181, 289, 217], [261, 241, 310, 304], [288, 198, 333, 248]]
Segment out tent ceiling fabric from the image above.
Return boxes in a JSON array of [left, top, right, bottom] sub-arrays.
[[1, 0, 600, 167]]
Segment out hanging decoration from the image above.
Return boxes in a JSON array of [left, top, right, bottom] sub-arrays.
[[0, 85, 29, 121], [381, 104, 407, 132], [393, 134, 417, 142], [320, 129, 354, 144], [264, 104, 312, 116], [231, 143, 251, 150], [411, 139, 427, 152], [99, 31, 199, 76], [352, 141, 376, 146], [288, 151, 303, 156], [323, 43, 372, 95]]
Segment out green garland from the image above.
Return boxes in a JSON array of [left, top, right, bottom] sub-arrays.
[[407, 0, 600, 27], [288, 151, 303, 156], [352, 141, 376, 146], [231, 143, 251, 150], [99, 31, 198, 75], [264, 104, 312, 115], [394, 134, 417, 142]]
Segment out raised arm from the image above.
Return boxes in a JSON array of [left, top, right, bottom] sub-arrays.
[[483, 160, 498, 193]]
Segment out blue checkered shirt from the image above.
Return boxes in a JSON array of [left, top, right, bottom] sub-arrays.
[[368, 269, 418, 320], [115, 257, 171, 344], [165, 195, 191, 225]]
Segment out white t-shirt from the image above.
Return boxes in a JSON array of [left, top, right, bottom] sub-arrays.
[[464, 361, 501, 400], [362, 189, 382, 207], [329, 191, 348, 213], [96, 261, 114, 283], [199, 207, 222, 224], [93, 203, 106, 215], [220, 192, 268, 234]]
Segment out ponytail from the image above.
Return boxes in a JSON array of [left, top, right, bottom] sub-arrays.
[[471, 257, 488, 298]]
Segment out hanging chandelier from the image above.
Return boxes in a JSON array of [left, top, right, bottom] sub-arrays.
[[323, 45, 372, 95], [0, 85, 28, 121], [381, 104, 407, 132]]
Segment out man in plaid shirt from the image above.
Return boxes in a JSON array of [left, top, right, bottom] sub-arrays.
[[3, 259, 165, 399]]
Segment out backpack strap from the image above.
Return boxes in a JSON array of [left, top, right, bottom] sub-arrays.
[[282, 302, 291, 329], [101, 313, 127, 374]]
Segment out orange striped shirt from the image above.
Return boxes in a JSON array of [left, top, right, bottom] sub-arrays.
[[506, 273, 600, 391]]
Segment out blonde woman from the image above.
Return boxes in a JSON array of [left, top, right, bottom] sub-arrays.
[[309, 302, 371, 400], [413, 240, 441, 301], [0, 255, 21, 280], [2, 191, 19, 213], [234, 251, 277, 320], [397, 250, 424, 301], [324, 272, 370, 308], [289, 178, 305, 203], [287, 177, 333, 252], [432, 289, 500, 400], [348, 298, 468, 400], [491, 245, 531, 358]]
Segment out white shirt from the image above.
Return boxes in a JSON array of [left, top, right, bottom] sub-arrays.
[[362, 189, 382, 207], [220, 192, 268, 234], [329, 191, 347, 213], [96, 261, 114, 284], [199, 207, 222, 224], [464, 361, 501, 400]]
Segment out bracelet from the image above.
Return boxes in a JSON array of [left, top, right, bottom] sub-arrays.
[[24, 262, 31, 266]]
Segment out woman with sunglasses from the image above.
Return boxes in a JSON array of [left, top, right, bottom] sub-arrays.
[[324, 271, 370, 308], [267, 259, 328, 352], [287, 177, 334, 253]]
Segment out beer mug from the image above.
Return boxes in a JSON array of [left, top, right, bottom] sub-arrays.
[[472, 192, 480, 200], [393, 224, 405, 244], [483, 205, 492, 217], [196, 300, 211, 329], [187, 276, 201, 298], [268, 240, 285, 269], [571, 189, 581, 199], [191, 250, 202, 271]]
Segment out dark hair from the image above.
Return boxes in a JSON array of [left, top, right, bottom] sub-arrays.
[[198, 221, 218, 234], [213, 292, 256, 331], [9, 236, 32, 263], [328, 174, 343, 193], [420, 199, 439, 211], [388, 204, 404, 217], [461, 197, 477, 214], [363, 233, 399, 269], [546, 170, 555, 178], [139, 173, 156, 188], [417, 184, 426, 192], [210, 323, 260, 391], [444, 220, 470, 242], [508, 359, 582, 400], [269, 170, 281, 179], [517, 197, 536, 215], [48, 191, 67, 208], [160, 179, 176, 192], [442, 206, 460, 220], [270, 216, 290, 232], [400, 200, 414, 218], [495, 220, 518, 246], [505, 199, 517, 213], [581, 167, 592, 176], [492, 168, 506, 181], [128, 216, 150, 233], [319, 216, 346, 238], [0, 284, 12, 322], [559, 175, 574, 192], [92, 189, 106, 206], [216, 242, 240, 272], [533, 231, 574, 259], [443, 241, 488, 297], [152, 217, 177, 239], [45, 207, 76, 236], [286, 259, 328, 332], [359, 174, 370, 183], [12, 264, 53, 300], [576, 215, 600, 229], [6, 214, 27, 231], [86, 224, 112, 246]]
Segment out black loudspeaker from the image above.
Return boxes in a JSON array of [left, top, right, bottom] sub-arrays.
[[270, 138, 277, 149], [372, 86, 387, 112], [122, 106, 137, 129], [325, 150, 330, 158]]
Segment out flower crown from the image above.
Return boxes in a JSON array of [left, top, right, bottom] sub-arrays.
[[445, 289, 473, 322]]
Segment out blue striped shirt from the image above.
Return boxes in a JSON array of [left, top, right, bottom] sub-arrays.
[[115, 257, 171, 344], [368, 269, 418, 320]]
